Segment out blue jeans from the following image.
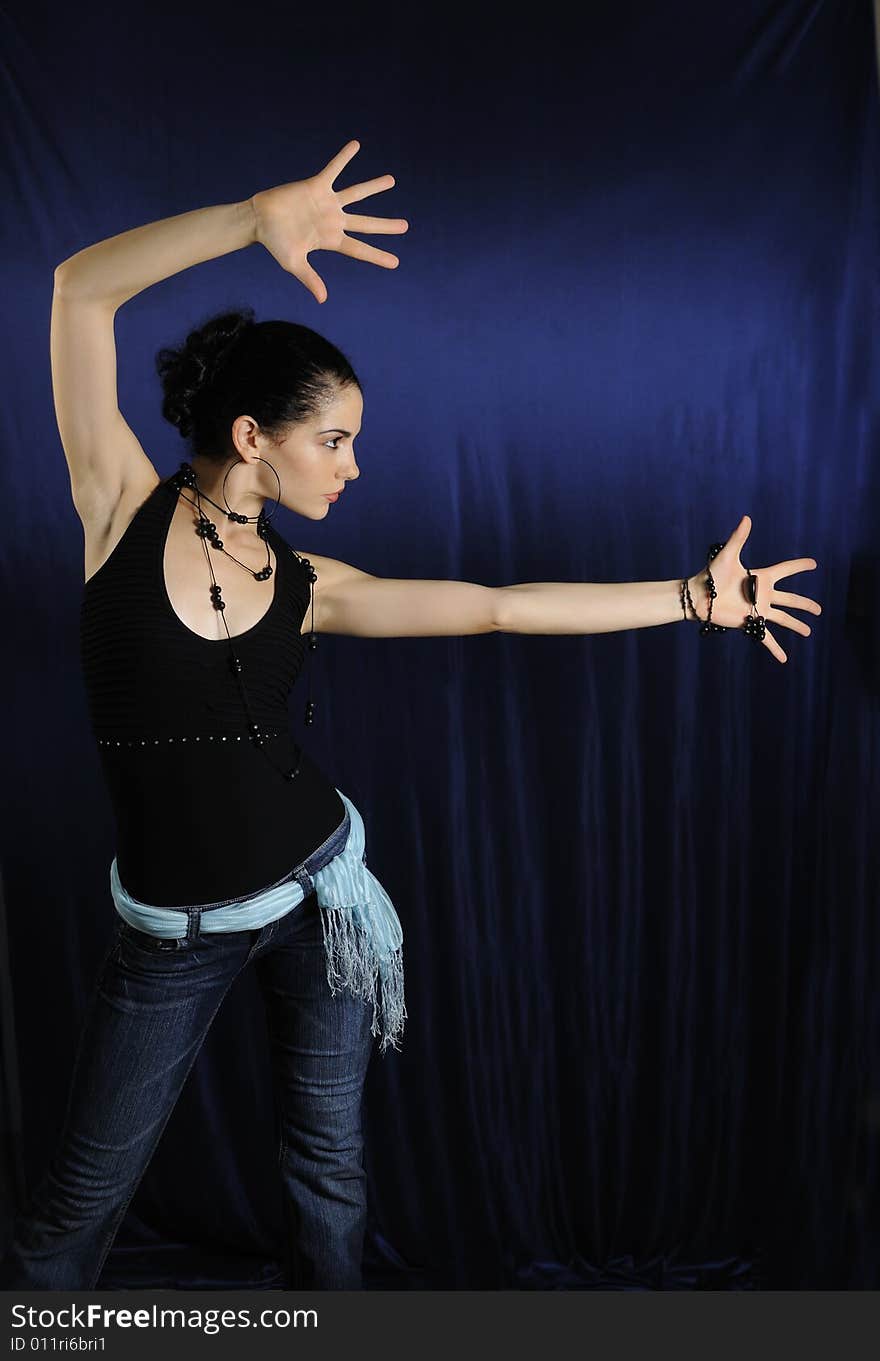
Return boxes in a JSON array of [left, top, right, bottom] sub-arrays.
[[0, 815, 375, 1290]]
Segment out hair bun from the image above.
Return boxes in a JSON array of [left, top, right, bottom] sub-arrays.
[[155, 309, 359, 464], [156, 307, 256, 439]]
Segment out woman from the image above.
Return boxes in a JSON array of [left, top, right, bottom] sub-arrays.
[[0, 139, 822, 1292]]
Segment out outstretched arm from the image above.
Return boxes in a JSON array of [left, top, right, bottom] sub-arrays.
[[321, 570, 705, 635], [496, 575, 703, 633], [302, 550, 705, 636], [304, 513, 822, 664]]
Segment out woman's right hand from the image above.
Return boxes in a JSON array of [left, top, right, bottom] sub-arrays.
[[250, 140, 409, 304]]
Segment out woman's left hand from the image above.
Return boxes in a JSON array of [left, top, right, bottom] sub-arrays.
[[688, 515, 822, 665], [250, 139, 409, 304]]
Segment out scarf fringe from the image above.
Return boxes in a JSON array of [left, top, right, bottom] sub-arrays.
[[318, 901, 407, 1054]]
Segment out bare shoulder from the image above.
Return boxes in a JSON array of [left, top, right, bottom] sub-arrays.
[[292, 549, 375, 635]]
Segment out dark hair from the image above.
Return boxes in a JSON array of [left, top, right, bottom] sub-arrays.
[[155, 307, 360, 461]]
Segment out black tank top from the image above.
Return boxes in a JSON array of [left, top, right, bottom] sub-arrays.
[[79, 473, 346, 906]]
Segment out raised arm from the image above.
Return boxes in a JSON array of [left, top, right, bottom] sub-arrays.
[[53, 200, 256, 528], [54, 199, 257, 310], [51, 139, 407, 530]]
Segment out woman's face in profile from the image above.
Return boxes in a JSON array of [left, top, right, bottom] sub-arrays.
[[263, 382, 363, 521]]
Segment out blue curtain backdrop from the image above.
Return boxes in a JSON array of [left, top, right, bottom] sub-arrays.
[[1, 0, 878, 1289]]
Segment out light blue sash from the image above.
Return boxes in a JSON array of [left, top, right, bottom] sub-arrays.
[[110, 789, 406, 1053]]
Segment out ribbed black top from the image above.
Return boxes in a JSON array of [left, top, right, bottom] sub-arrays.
[[80, 473, 345, 906]]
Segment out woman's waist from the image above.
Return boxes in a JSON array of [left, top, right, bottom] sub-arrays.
[[114, 798, 351, 915], [107, 746, 347, 906]]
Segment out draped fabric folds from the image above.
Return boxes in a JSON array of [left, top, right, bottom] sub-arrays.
[[0, 0, 877, 1289]]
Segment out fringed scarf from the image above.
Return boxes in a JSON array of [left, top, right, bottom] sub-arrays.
[[110, 787, 406, 1053]]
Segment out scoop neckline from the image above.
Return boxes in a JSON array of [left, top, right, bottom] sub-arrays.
[[159, 476, 284, 645]]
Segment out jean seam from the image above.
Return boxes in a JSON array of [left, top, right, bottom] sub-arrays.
[[85, 957, 252, 1290], [42, 932, 123, 1226]]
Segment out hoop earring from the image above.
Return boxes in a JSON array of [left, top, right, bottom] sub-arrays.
[[221, 456, 282, 528]]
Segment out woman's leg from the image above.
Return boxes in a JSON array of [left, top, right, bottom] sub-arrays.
[[0, 920, 255, 1290], [253, 891, 375, 1290]]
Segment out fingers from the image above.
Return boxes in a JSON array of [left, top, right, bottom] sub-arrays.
[[769, 558, 819, 580], [319, 139, 362, 185], [762, 626, 788, 664], [289, 260, 328, 304], [770, 589, 822, 615], [336, 174, 397, 208], [766, 605, 812, 637], [341, 211, 409, 234], [336, 232, 400, 268]]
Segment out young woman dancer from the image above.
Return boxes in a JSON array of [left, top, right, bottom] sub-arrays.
[[0, 139, 822, 1292]]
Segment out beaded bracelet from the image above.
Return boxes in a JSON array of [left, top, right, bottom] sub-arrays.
[[680, 541, 766, 641]]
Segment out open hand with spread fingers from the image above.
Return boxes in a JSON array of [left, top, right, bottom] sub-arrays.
[[249, 139, 409, 304], [687, 514, 822, 665]]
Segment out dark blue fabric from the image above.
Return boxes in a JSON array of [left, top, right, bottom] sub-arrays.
[[1, 0, 877, 1289]]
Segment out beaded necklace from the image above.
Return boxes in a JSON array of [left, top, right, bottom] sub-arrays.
[[168, 459, 318, 783]]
